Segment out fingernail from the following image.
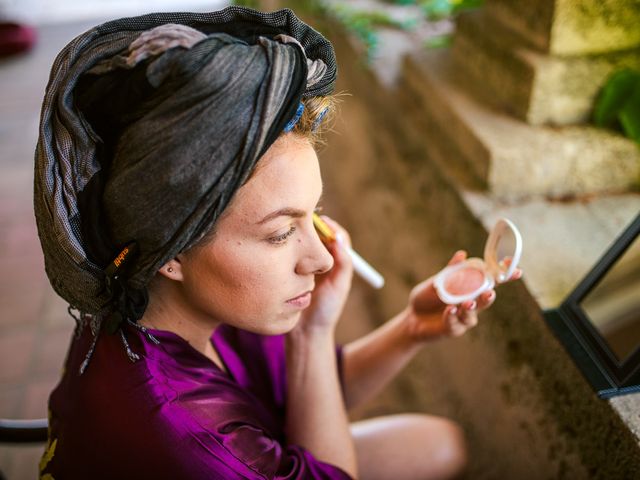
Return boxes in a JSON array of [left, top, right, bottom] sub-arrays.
[[468, 301, 477, 310], [450, 306, 457, 315], [335, 232, 345, 247]]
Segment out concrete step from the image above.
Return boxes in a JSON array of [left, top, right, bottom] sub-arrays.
[[400, 48, 640, 200], [451, 10, 640, 126]]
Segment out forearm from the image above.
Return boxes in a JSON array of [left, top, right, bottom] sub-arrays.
[[285, 328, 357, 478], [342, 307, 423, 410]]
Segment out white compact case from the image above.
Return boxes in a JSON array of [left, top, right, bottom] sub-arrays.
[[434, 218, 523, 305]]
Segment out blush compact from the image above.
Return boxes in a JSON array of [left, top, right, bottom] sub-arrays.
[[434, 218, 523, 305]]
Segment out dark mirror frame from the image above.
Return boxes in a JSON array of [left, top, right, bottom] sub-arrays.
[[544, 213, 640, 398]]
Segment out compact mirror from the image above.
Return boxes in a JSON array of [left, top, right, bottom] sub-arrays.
[[544, 213, 640, 398], [434, 218, 522, 305]]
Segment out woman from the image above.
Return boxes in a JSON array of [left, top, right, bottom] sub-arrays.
[[34, 6, 520, 479]]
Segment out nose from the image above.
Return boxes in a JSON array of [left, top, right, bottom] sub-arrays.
[[295, 224, 334, 276]]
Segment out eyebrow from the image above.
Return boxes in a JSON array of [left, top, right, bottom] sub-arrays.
[[256, 192, 324, 226], [256, 207, 306, 225]]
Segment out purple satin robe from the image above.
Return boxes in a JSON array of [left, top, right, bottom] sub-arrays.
[[40, 322, 352, 479]]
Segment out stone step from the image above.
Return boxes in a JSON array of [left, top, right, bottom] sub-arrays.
[[399, 49, 640, 200], [484, 0, 555, 54], [451, 9, 640, 126], [487, 0, 640, 56]]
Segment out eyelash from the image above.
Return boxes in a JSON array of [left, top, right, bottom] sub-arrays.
[[267, 206, 323, 245], [269, 226, 297, 244]]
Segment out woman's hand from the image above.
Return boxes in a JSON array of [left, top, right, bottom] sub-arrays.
[[296, 216, 354, 334], [404, 250, 522, 343]]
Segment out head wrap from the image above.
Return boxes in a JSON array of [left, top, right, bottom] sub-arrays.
[[33, 7, 337, 330]]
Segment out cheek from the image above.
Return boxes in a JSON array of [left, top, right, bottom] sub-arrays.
[[183, 242, 295, 324]]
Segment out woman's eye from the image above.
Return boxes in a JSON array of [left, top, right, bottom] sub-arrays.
[[268, 226, 297, 244]]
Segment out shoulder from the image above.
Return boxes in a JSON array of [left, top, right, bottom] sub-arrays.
[[47, 326, 277, 478]]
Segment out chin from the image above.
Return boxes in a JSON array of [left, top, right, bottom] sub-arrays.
[[266, 311, 302, 336], [273, 312, 302, 335], [237, 311, 301, 336]]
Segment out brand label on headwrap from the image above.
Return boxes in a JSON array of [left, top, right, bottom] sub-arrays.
[[114, 247, 129, 267], [105, 242, 139, 279], [103, 241, 143, 335]]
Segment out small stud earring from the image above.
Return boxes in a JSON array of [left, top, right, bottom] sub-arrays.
[[167, 267, 174, 273]]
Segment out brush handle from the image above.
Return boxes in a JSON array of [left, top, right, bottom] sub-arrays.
[[346, 245, 385, 289], [313, 213, 384, 289]]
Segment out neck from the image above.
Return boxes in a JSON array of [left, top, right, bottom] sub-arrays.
[[140, 280, 225, 371]]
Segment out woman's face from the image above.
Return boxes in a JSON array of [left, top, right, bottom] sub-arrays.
[[173, 135, 334, 335]]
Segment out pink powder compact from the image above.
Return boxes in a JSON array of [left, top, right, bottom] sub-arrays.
[[434, 218, 523, 305]]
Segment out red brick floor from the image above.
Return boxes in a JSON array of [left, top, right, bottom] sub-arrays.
[[0, 21, 96, 480]]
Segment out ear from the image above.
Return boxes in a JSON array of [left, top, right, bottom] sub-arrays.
[[157, 257, 184, 281]]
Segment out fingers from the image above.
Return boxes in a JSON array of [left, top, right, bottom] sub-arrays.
[[510, 268, 523, 281], [319, 215, 353, 249], [440, 259, 521, 337], [499, 257, 523, 283], [459, 300, 478, 328], [447, 250, 467, 266], [316, 216, 353, 274], [476, 290, 496, 311], [443, 301, 478, 337]]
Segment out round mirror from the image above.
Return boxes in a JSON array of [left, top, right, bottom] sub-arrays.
[[484, 218, 522, 284]]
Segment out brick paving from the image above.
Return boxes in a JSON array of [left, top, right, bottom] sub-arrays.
[[0, 21, 98, 480]]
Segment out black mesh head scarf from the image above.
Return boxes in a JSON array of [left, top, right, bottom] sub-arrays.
[[33, 7, 337, 338]]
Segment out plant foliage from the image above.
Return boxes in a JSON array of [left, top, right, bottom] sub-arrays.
[[326, 4, 416, 60], [422, 0, 483, 20], [232, 0, 261, 9], [384, 0, 484, 20], [594, 69, 640, 144]]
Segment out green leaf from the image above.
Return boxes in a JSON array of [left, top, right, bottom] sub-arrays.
[[594, 69, 640, 128], [452, 0, 484, 14], [424, 34, 452, 49], [421, 0, 454, 19], [619, 83, 640, 143], [231, 0, 260, 8]]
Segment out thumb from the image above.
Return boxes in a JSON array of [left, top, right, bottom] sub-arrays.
[[447, 250, 468, 266]]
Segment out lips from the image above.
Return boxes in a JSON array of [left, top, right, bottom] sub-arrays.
[[286, 290, 313, 308]]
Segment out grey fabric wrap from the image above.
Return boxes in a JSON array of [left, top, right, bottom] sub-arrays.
[[33, 6, 337, 317]]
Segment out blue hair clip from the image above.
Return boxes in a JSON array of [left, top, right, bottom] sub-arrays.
[[283, 102, 305, 133], [311, 106, 329, 132]]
